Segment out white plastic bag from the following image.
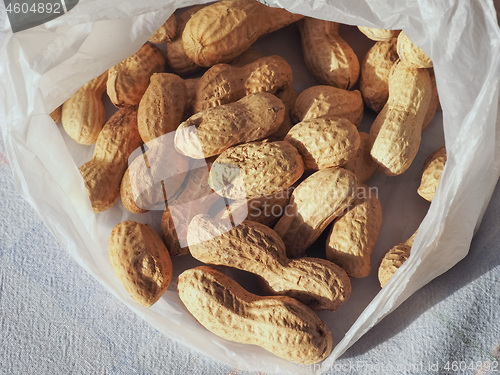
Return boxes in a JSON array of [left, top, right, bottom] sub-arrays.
[[1, 0, 499, 373]]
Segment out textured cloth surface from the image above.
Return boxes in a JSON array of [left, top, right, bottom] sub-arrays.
[[1, 129, 499, 375]]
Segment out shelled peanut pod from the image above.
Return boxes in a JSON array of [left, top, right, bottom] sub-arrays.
[[61, 71, 108, 144], [177, 266, 333, 364], [182, 0, 303, 67], [299, 17, 360, 90]]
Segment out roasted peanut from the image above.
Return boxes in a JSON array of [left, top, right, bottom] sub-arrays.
[[418, 147, 446, 202], [138, 73, 187, 143], [182, 0, 303, 66], [343, 132, 377, 183], [369, 60, 432, 176], [293, 85, 364, 127], [274, 167, 358, 258], [79, 108, 142, 213], [193, 55, 293, 113], [165, 6, 205, 75], [209, 140, 304, 200], [326, 184, 383, 278], [267, 83, 297, 141], [360, 39, 398, 112], [188, 216, 351, 311], [285, 117, 360, 170], [175, 92, 285, 159], [109, 220, 172, 307], [177, 266, 333, 364], [299, 18, 359, 90], [357, 26, 400, 42], [378, 231, 417, 287], [397, 31, 433, 69], [61, 71, 108, 144], [107, 43, 166, 107], [149, 14, 176, 44]]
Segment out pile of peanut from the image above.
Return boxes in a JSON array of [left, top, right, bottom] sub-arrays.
[[56, 0, 446, 365]]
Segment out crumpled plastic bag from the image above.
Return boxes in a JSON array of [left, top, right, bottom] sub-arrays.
[[1, 0, 499, 373]]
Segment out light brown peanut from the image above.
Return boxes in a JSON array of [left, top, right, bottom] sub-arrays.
[[209, 140, 304, 200], [174, 92, 285, 159], [418, 146, 446, 202], [61, 71, 108, 145], [360, 39, 399, 112], [274, 167, 358, 258], [325, 184, 383, 278], [149, 14, 176, 44], [357, 26, 400, 42], [293, 85, 364, 127], [107, 43, 166, 107], [193, 55, 293, 113], [138, 73, 187, 143], [165, 5, 205, 75], [109, 220, 172, 307], [188, 216, 351, 311], [182, 0, 303, 67], [397, 31, 433, 68], [285, 117, 360, 170], [177, 266, 333, 364], [369, 59, 432, 176], [79, 108, 142, 213], [378, 231, 417, 287], [299, 18, 359, 90]]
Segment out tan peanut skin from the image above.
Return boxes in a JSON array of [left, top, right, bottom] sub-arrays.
[[299, 18, 359, 90], [165, 5, 205, 75], [326, 184, 383, 278], [418, 146, 446, 202], [149, 13, 176, 44], [293, 85, 364, 127], [274, 167, 358, 258], [397, 31, 433, 69], [378, 231, 416, 287], [188, 216, 351, 311], [61, 71, 108, 145], [215, 187, 292, 228], [177, 266, 333, 364], [360, 39, 399, 112], [50, 106, 61, 123], [182, 0, 303, 67], [285, 117, 360, 170], [174, 92, 285, 159], [357, 26, 400, 42], [369, 60, 432, 176], [79, 108, 142, 213], [109, 220, 172, 307], [193, 55, 293, 113], [107, 43, 166, 107], [138, 73, 187, 143], [343, 131, 377, 183], [209, 140, 304, 200]]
